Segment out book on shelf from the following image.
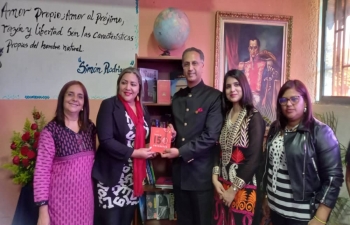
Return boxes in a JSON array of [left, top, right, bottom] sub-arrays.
[[149, 160, 156, 186], [138, 194, 146, 224], [156, 193, 171, 220], [169, 193, 176, 220], [145, 159, 156, 185], [170, 71, 187, 98], [139, 68, 158, 103], [145, 160, 151, 185], [149, 127, 172, 153], [160, 114, 172, 125], [146, 192, 158, 220], [157, 80, 171, 104], [155, 176, 173, 189]]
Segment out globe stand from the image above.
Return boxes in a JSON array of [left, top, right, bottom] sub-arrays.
[[157, 46, 171, 56], [160, 50, 170, 56]]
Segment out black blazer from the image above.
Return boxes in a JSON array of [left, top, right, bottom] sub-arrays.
[[92, 96, 151, 186]]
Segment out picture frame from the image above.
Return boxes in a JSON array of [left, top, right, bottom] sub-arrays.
[[214, 11, 293, 123]]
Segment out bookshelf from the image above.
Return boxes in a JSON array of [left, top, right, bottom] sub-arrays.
[[144, 103, 171, 106], [136, 55, 183, 80], [133, 55, 182, 225]]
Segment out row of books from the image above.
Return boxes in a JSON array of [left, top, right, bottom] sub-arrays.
[[145, 159, 156, 185], [140, 160, 176, 223], [139, 68, 187, 104], [139, 192, 177, 223], [145, 160, 173, 189]]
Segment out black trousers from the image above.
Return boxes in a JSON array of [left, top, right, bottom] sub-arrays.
[[173, 185, 214, 225], [11, 183, 39, 225], [94, 204, 136, 225], [93, 179, 137, 225], [270, 210, 309, 225]]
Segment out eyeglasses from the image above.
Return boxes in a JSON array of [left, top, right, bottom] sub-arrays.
[[278, 96, 300, 105]]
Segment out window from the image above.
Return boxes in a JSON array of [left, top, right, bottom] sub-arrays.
[[318, 0, 350, 103]]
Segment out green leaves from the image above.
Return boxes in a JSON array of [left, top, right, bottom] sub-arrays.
[[314, 111, 347, 165], [1, 108, 46, 186], [328, 197, 350, 225]]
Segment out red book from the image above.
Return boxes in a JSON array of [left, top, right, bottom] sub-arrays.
[[155, 176, 173, 189], [149, 127, 171, 153], [157, 80, 171, 104]]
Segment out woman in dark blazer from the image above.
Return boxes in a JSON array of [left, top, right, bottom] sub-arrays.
[[92, 67, 155, 225]]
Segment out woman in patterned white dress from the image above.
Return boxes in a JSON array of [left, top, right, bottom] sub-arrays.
[[92, 67, 156, 225], [212, 69, 266, 225], [34, 80, 96, 225]]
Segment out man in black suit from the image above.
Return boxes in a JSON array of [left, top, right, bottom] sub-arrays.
[[162, 47, 223, 225]]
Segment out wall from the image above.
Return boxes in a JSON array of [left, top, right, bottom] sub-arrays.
[[0, 0, 339, 223], [139, 0, 319, 98]]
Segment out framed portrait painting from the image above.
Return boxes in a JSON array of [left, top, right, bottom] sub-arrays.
[[214, 12, 292, 124]]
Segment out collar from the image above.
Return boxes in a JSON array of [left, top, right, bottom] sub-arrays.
[[186, 80, 205, 94], [114, 96, 123, 109], [297, 120, 312, 132], [270, 118, 313, 133]]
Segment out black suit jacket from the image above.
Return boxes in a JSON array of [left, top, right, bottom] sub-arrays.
[[92, 96, 151, 186], [171, 80, 223, 191]]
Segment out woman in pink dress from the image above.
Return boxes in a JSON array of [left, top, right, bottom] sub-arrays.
[[34, 80, 96, 225]]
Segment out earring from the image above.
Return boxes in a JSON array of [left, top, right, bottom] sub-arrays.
[[81, 108, 83, 111], [136, 96, 139, 101], [303, 107, 307, 113]]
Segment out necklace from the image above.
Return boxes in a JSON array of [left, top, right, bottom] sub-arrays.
[[220, 108, 247, 166], [285, 124, 299, 132]]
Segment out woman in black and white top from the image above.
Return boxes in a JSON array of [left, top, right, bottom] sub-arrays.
[[262, 80, 343, 225], [92, 67, 156, 225]]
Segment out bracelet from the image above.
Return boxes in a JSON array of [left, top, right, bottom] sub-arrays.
[[35, 200, 48, 206], [232, 176, 245, 189], [313, 216, 326, 224], [212, 166, 220, 175], [231, 185, 238, 192]]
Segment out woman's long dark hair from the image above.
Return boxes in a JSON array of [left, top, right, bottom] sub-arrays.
[[222, 69, 254, 116], [53, 80, 90, 131], [276, 79, 313, 129]]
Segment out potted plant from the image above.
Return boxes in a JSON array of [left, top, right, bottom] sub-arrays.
[[2, 108, 46, 225], [315, 111, 350, 225]]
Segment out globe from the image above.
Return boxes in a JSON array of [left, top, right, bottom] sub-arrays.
[[153, 8, 190, 55]]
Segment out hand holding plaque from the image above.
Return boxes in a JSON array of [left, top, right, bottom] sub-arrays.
[[149, 127, 172, 153]]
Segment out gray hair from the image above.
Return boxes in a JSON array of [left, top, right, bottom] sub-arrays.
[[182, 47, 204, 62]]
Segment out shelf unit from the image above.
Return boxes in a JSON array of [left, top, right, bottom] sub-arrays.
[[135, 55, 183, 80], [144, 103, 171, 107], [133, 55, 182, 225]]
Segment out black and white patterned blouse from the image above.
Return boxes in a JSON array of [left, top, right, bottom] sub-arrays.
[[267, 130, 312, 221]]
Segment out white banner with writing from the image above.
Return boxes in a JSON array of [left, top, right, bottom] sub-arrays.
[[0, 0, 139, 99]]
